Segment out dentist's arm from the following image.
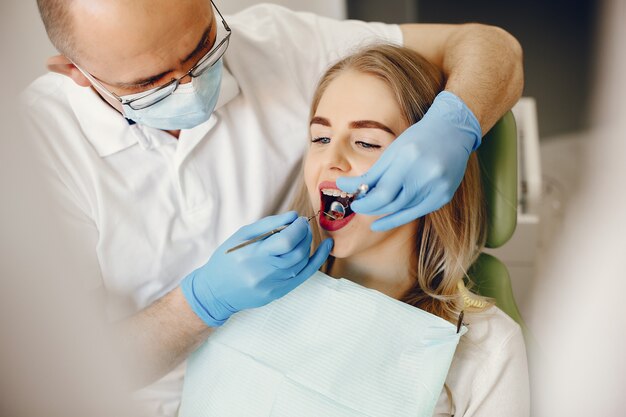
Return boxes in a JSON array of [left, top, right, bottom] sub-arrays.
[[401, 23, 524, 134], [117, 286, 212, 387], [338, 24, 523, 231], [120, 212, 333, 387]]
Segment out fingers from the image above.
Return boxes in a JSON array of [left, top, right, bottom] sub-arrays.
[[270, 226, 313, 269], [360, 187, 413, 217], [349, 162, 407, 214], [237, 211, 298, 240], [371, 207, 420, 232], [274, 238, 334, 297], [336, 155, 389, 194], [261, 216, 310, 256], [370, 181, 454, 231]]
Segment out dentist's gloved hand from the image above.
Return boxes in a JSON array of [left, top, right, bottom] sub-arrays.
[[181, 211, 333, 327], [337, 91, 482, 231]]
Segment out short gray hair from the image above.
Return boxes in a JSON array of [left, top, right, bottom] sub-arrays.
[[36, 0, 76, 58]]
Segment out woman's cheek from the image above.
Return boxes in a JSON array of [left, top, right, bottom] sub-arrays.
[[303, 154, 320, 204], [303, 154, 315, 186]]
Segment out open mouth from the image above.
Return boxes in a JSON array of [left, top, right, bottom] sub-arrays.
[[318, 181, 357, 231]]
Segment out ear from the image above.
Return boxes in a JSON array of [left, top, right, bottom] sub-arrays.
[[46, 55, 91, 87]]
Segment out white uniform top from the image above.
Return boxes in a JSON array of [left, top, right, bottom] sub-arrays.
[[20, 4, 529, 417], [20, 5, 401, 416], [435, 306, 530, 417]]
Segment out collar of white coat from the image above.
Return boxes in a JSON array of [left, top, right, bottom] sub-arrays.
[[70, 64, 240, 157]]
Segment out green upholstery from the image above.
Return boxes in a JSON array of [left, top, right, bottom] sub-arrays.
[[468, 111, 531, 340], [477, 111, 518, 249], [468, 253, 530, 337]]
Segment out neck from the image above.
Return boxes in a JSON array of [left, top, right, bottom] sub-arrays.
[[330, 232, 415, 300], [166, 129, 181, 139]]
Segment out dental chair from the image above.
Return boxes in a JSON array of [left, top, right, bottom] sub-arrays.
[[468, 111, 532, 340]]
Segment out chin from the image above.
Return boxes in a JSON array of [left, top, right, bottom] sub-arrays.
[[328, 238, 355, 259]]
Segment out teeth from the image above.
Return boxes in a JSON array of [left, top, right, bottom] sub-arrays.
[[320, 188, 354, 198]]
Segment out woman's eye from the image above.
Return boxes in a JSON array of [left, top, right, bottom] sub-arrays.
[[355, 140, 381, 150], [311, 136, 331, 144]]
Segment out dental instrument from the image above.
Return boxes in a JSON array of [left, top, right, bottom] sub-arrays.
[[226, 211, 333, 254], [354, 183, 369, 199], [329, 201, 346, 220], [328, 183, 369, 220]]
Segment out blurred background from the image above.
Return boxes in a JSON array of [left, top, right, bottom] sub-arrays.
[[2, 0, 624, 416]]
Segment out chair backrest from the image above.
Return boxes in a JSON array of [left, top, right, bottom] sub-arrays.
[[468, 111, 530, 337], [477, 111, 518, 249]]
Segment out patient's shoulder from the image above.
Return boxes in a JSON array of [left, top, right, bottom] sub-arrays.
[[457, 305, 523, 359], [432, 306, 528, 416]]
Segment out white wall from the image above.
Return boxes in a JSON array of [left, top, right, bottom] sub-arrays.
[[1, 0, 57, 93], [220, 0, 346, 19]]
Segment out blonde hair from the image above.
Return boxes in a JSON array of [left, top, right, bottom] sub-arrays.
[[292, 44, 489, 323]]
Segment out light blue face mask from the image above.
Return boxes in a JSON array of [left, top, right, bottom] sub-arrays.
[[121, 59, 223, 131]]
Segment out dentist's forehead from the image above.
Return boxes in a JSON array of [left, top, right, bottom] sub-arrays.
[[69, 0, 213, 79]]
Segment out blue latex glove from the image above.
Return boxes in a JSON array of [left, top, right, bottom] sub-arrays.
[[337, 91, 482, 231], [181, 211, 333, 327]]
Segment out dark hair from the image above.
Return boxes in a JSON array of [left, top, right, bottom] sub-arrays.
[[36, 0, 76, 58]]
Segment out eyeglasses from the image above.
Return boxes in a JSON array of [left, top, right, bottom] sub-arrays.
[[76, 0, 231, 110]]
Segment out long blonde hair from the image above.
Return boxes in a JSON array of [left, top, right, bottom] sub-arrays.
[[292, 44, 488, 323]]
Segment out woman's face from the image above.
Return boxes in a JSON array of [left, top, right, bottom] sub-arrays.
[[304, 70, 413, 258]]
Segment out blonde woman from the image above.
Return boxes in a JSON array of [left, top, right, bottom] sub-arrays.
[[293, 44, 529, 416], [180, 45, 529, 417]]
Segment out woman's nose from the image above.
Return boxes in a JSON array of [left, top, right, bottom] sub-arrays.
[[325, 142, 352, 173]]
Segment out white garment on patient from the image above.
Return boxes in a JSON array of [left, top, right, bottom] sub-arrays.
[[180, 271, 467, 417], [432, 305, 529, 417]]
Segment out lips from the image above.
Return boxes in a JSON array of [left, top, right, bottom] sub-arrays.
[[318, 181, 357, 232]]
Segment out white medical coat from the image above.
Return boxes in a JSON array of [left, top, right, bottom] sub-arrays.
[[20, 4, 401, 416]]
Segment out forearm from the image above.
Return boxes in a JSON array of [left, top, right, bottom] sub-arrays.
[[401, 23, 524, 134], [116, 287, 212, 388]]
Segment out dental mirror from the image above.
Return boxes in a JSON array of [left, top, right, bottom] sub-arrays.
[[329, 201, 346, 220]]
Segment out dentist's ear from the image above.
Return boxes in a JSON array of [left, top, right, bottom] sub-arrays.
[[46, 55, 91, 87]]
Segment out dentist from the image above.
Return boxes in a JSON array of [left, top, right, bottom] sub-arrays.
[[22, 0, 523, 415]]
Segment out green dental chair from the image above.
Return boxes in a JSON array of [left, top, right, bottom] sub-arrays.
[[469, 111, 532, 340]]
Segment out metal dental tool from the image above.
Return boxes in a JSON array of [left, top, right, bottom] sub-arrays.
[[354, 183, 369, 200], [226, 185, 368, 254], [329, 201, 346, 220], [328, 183, 369, 220], [226, 211, 334, 254]]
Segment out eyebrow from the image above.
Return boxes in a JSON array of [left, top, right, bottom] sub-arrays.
[[113, 23, 214, 89], [310, 116, 396, 136], [181, 24, 213, 65]]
